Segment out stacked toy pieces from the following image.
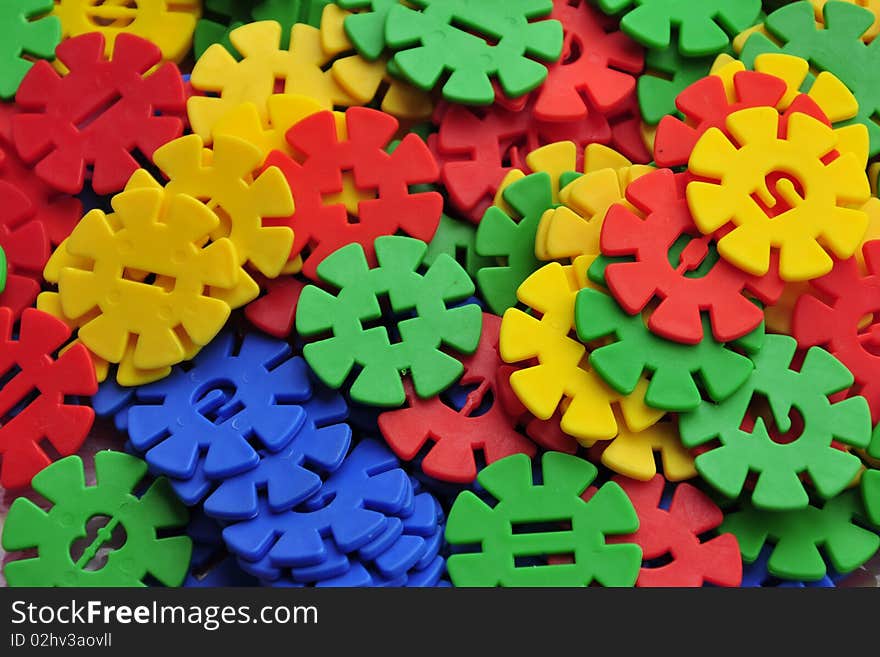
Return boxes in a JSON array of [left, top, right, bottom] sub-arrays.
[[0, 0, 879, 588]]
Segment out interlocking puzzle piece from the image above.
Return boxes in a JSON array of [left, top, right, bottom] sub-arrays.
[[2, 451, 191, 587], [46, 186, 239, 371], [721, 489, 879, 581], [575, 285, 761, 412], [424, 213, 493, 280], [0, 181, 50, 318], [609, 476, 742, 586], [297, 236, 481, 407], [127, 330, 313, 503], [0, 308, 97, 490], [338, 0, 398, 60], [811, 0, 880, 42], [188, 21, 357, 143], [638, 46, 722, 125], [500, 261, 664, 442], [379, 313, 538, 484], [597, 0, 761, 56], [680, 334, 872, 509], [741, 545, 836, 587], [590, 417, 696, 481], [687, 106, 870, 281], [53, 0, 201, 63], [740, 0, 880, 157], [446, 452, 641, 586], [244, 274, 306, 339], [0, 0, 60, 100], [145, 134, 296, 308], [13, 32, 185, 196], [793, 240, 880, 423], [266, 107, 442, 280], [602, 169, 784, 344]]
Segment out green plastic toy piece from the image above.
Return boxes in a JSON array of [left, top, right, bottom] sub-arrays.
[[475, 172, 559, 316], [0, 245, 6, 295], [0, 0, 60, 100], [740, 1, 880, 157], [863, 424, 880, 525], [296, 236, 482, 407], [574, 286, 762, 412], [680, 335, 872, 510], [424, 213, 493, 280], [638, 45, 725, 125], [384, 0, 563, 105], [339, 0, 399, 60], [721, 490, 880, 582], [1, 452, 191, 587], [596, 0, 761, 56], [445, 452, 642, 587]]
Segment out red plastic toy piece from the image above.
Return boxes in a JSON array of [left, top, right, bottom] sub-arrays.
[[0, 182, 50, 319], [601, 168, 785, 344], [0, 308, 98, 490], [12, 32, 185, 195], [792, 240, 880, 423], [609, 475, 742, 587], [378, 314, 539, 484], [534, 0, 644, 123], [244, 274, 306, 339], [265, 107, 443, 280]]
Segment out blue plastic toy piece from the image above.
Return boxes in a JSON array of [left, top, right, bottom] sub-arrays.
[[184, 509, 258, 587], [92, 379, 135, 432]]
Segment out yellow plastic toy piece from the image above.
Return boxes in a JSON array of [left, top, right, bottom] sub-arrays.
[[319, 4, 432, 120], [598, 416, 697, 482], [499, 259, 664, 444], [188, 21, 357, 143], [44, 187, 239, 371], [53, 0, 201, 63], [687, 106, 870, 281]]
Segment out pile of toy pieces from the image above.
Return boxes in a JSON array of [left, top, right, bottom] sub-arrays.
[[1, 0, 880, 589]]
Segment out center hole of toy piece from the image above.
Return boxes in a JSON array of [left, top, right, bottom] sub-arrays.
[[563, 34, 584, 66], [322, 170, 376, 222], [441, 382, 494, 417], [359, 292, 415, 346], [752, 172, 807, 218], [741, 396, 806, 445], [87, 1, 138, 28], [195, 381, 240, 424], [667, 234, 719, 278], [69, 515, 128, 572]]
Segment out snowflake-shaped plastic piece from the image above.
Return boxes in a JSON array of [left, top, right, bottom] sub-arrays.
[[424, 213, 493, 280], [337, 0, 399, 60], [609, 475, 742, 587], [602, 168, 784, 344], [53, 0, 201, 63], [265, 107, 442, 280], [13, 32, 185, 195], [297, 236, 481, 407], [188, 21, 357, 143], [637, 45, 721, 126], [500, 261, 664, 443], [378, 313, 538, 484], [382, 0, 563, 105], [575, 286, 761, 412], [0, 181, 50, 318], [679, 334, 872, 510], [446, 452, 641, 586], [0, 308, 97, 490], [0, 0, 60, 100], [597, 0, 761, 56], [811, 0, 880, 42], [721, 489, 879, 581], [48, 185, 239, 371], [1, 451, 191, 587], [687, 106, 871, 281], [591, 417, 696, 482], [793, 240, 880, 423], [244, 274, 306, 339], [741, 544, 836, 587]]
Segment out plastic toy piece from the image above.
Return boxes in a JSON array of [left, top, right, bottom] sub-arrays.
[[687, 106, 870, 281], [0, 0, 60, 100], [638, 46, 720, 125], [591, 418, 696, 482], [811, 0, 880, 42], [296, 236, 482, 407], [792, 240, 880, 423], [741, 545, 835, 587], [500, 261, 664, 443], [266, 107, 442, 280], [424, 213, 493, 280], [382, 0, 563, 105], [679, 334, 872, 510], [46, 186, 239, 372], [445, 452, 641, 586], [0, 182, 51, 318], [0, 308, 97, 490], [575, 286, 760, 412], [1, 451, 191, 587], [338, 0, 399, 60], [721, 490, 880, 581], [189, 21, 358, 143], [602, 169, 784, 344], [379, 314, 538, 484], [532, 0, 644, 123], [53, 0, 201, 63], [609, 476, 742, 587], [13, 33, 185, 196], [597, 0, 761, 56], [185, 509, 259, 588], [142, 134, 296, 308]]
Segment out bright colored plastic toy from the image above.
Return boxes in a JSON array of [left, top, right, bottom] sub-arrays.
[[445, 452, 642, 586], [0, 181, 50, 318], [637, 46, 722, 126], [1, 451, 192, 587], [0, 0, 60, 100], [424, 214, 493, 280], [680, 334, 872, 510], [591, 417, 696, 482]]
